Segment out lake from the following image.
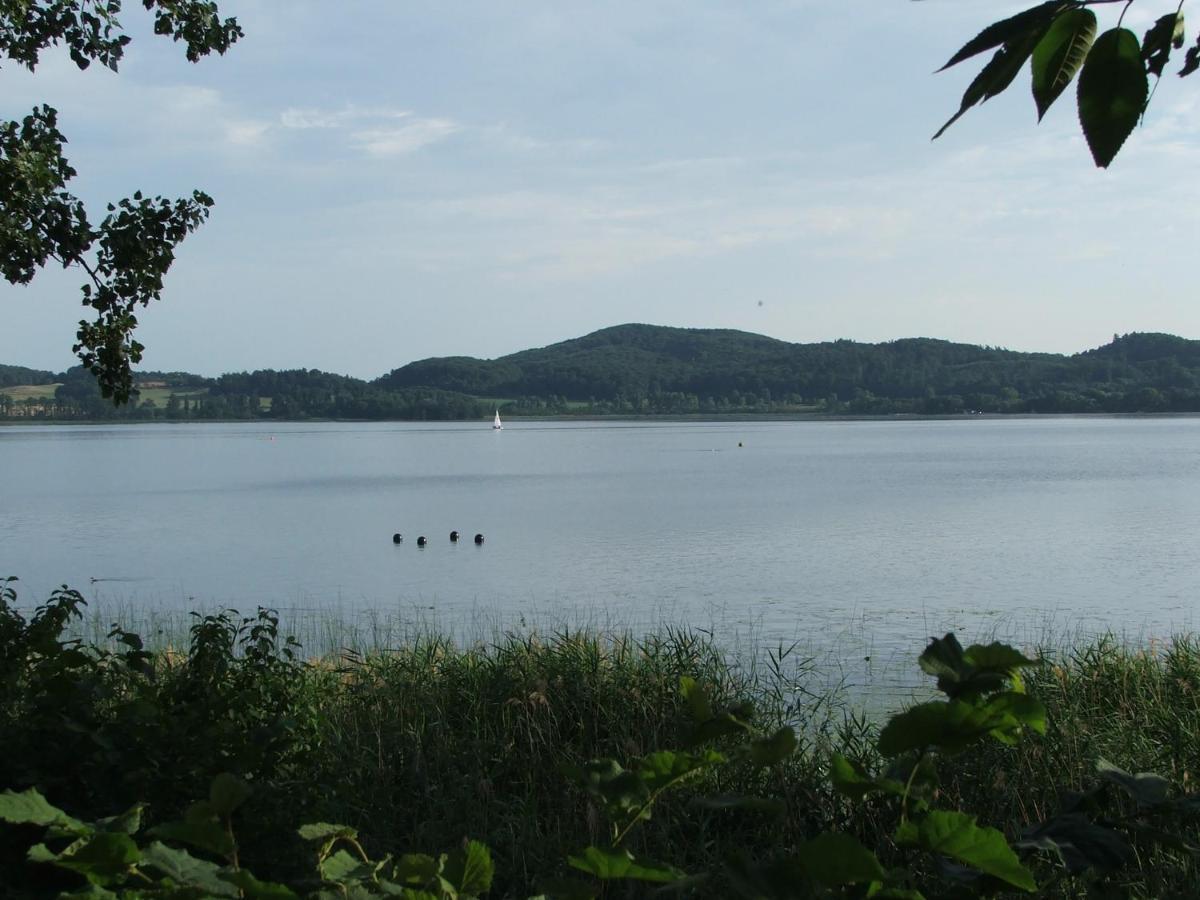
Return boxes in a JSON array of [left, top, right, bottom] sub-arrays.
[[2, 417, 1198, 694]]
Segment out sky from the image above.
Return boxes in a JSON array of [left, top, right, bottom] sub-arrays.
[[3, 1, 1199, 379]]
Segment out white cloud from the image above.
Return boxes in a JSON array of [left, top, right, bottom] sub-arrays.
[[276, 104, 459, 156], [351, 118, 460, 156]]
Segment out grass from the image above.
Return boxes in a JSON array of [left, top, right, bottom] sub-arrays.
[[0, 384, 59, 401]]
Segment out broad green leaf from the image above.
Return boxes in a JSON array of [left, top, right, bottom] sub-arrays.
[[0, 788, 88, 834], [830, 753, 877, 799], [878, 700, 993, 755], [299, 822, 359, 842], [747, 726, 797, 766], [219, 869, 300, 899], [934, 30, 1044, 140], [1181, 34, 1200, 77], [34, 832, 141, 886], [393, 853, 440, 883], [568, 846, 685, 883], [320, 848, 382, 884], [987, 691, 1046, 736], [574, 759, 649, 815], [209, 772, 252, 817], [898, 811, 1036, 892], [688, 710, 753, 745], [938, 1, 1066, 71], [1096, 758, 1169, 807], [918, 634, 966, 680], [443, 840, 494, 895], [1077, 28, 1148, 167], [794, 832, 886, 885], [141, 841, 238, 896], [638, 749, 724, 793], [1032, 9, 1097, 119], [150, 819, 235, 858], [1017, 812, 1133, 874], [94, 804, 144, 836], [1143, 13, 1185, 78]]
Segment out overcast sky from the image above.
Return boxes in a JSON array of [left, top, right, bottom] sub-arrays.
[[3, 1, 1199, 378]]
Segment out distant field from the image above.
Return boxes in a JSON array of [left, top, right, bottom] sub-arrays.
[[0, 384, 210, 406], [135, 386, 208, 406], [0, 384, 59, 400]]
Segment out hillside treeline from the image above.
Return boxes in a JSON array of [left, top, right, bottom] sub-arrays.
[[4, 326, 1200, 420]]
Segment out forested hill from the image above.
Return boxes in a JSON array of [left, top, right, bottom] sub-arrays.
[[5, 327, 1200, 419], [374, 325, 1200, 414]]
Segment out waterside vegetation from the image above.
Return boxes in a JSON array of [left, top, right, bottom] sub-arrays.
[[2, 577, 1199, 897], [5, 326, 1200, 421]]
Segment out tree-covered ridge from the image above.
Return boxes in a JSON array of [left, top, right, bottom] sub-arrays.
[[4, 327, 1200, 420], [0, 364, 56, 388], [375, 324, 1200, 415]]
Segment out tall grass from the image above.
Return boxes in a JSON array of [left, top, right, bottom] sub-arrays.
[[3, 582, 1199, 897]]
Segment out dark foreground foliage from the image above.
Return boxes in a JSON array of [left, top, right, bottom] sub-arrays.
[[2, 576, 1198, 897]]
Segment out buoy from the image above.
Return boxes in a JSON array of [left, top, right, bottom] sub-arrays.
[[417, 535, 427, 547], [392, 533, 402, 544], [450, 530, 460, 542], [474, 533, 484, 545]]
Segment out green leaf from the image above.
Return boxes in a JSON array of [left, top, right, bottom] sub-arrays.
[[934, 38, 1039, 140], [898, 811, 1036, 892], [443, 840, 493, 896], [150, 819, 235, 858], [794, 832, 886, 885], [638, 749, 724, 793], [1017, 812, 1134, 874], [1077, 28, 1148, 167], [573, 759, 649, 816], [94, 804, 144, 836], [1032, 9, 1097, 119], [34, 832, 141, 886], [747, 726, 797, 766], [209, 773, 252, 817], [568, 846, 686, 883], [1180, 33, 1200, 77], [830, 754, 904, 800], [1143, 13, 1185, 78], [1096, 758, 1170, 807], [879, 701, 988, 756], [938, 2, 1066, 71], [299, 822, 359, 843], [141, 841, 238, 896], [0, 788, 88, 834], [320, 848, 381, 884], [219, 869, 300, 899], [393, 853, 440, 884]]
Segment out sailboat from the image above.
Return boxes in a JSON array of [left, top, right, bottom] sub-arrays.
[[493, 409, 503, 430]]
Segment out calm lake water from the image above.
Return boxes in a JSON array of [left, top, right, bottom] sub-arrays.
[[2, 417, 1198, 693]]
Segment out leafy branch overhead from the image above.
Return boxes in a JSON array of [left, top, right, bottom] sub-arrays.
[[0, 2, 241, 403], [935, 1, 1193, 167]]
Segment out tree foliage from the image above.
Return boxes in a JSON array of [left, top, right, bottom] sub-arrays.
[[0, 1, 241, 403], [935, 0, 1193, 166]]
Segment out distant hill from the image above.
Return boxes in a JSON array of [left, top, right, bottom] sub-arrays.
[[374, 324, 1200, 414], [6, 327, 1200, 419], [0, 364, 57, 388]]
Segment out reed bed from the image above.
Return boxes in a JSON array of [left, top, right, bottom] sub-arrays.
[[4, 585, 1199, 897]]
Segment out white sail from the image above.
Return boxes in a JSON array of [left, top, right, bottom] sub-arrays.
[[493, 410, 502, 430]]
